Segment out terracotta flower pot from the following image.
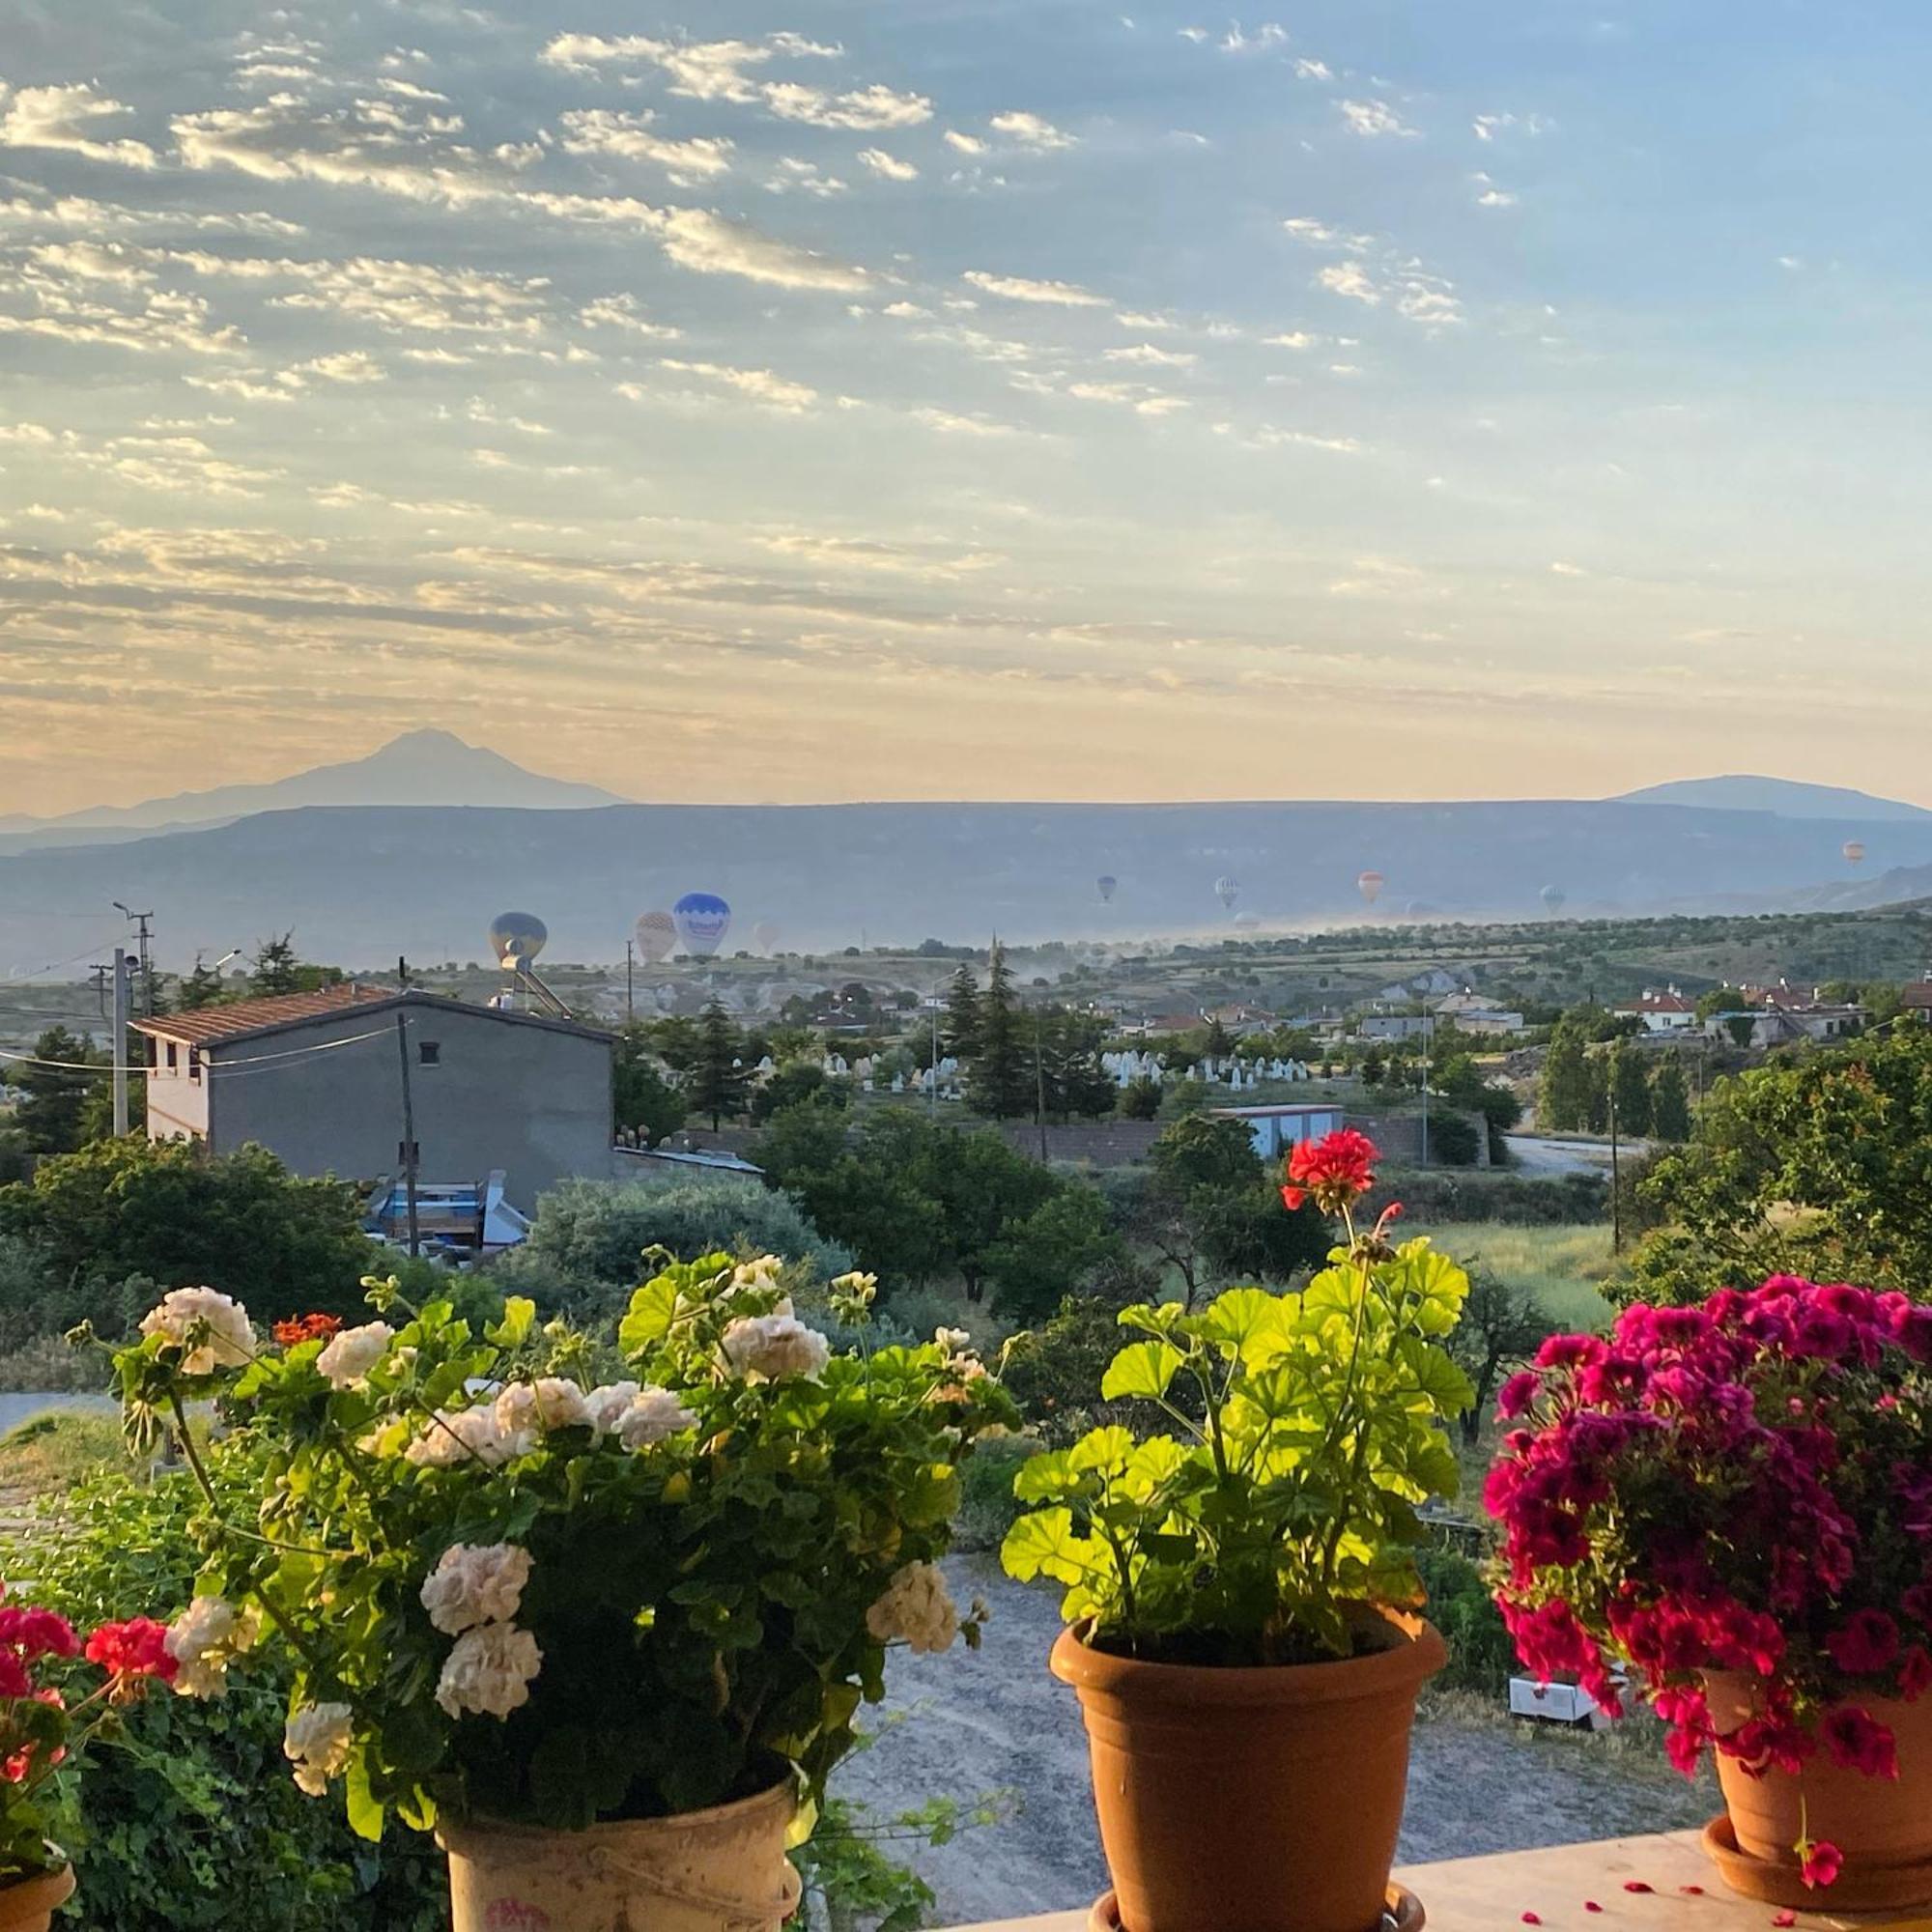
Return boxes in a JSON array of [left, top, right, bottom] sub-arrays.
[[1702, 1672, 1932, 1908], [1052, 1611, 1447, 1932], [0, 1865, 74, 1932], [440, 1777, 800, 1932]]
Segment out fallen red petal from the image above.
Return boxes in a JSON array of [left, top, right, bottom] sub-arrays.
[[1584, 1904, 1604, 1915], [1520, 1916, 1542, 1926], [1771, 1914, 1796, 1928], [1623, 1882, 1655, 1893], [1678, 1885, 1704, 1896]]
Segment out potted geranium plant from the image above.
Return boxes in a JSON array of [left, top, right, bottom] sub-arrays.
[[0, 1589, 178, 1930], [111, 1257, 1013, 1932], [1489, 1275, 1932, 1911], [1001, 1131, 1472, 1932]]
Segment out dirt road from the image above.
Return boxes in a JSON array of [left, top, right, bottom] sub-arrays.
[[838, 1559, 1711, 1924]]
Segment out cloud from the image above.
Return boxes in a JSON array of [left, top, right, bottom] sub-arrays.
[[1294, 58, 1332, 81], [765, 156, 848, 198], [647, 357, 819, 412], [1474, 111, 1552, 142], [763, 82, 931, 130], [647, 207, 867, 290], [856, 148, 917, 181], [556, 109, 734, 181], [579, 293, 681, 338], [1217, 22, 1289, 53], [1263, 330, 1318, 348], [911, 407, 1024, 437], [963, 269, 1109, 307], [943, 129, 985, 155], [293, 349, 386, 384], [987, 110, 1076, 152], [1338, 99, 1418, 139], [0, 82, 158, 168], [1104, 342, 1196, 367]]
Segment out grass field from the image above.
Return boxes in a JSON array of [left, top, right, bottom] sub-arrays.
[[0, 1410, 128, 1497], [1424, 1221, 1620, 1331]]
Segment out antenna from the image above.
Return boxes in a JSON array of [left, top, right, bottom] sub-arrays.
[[112, 902, 156, 1016]]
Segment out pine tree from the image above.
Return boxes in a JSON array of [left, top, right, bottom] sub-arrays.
[[966, 943, 1030, 1119], [688, 1001, 749, 1131], [12, 1027, 105, 1154], [1540, 1016, 1594, 1130], [176, 954, 228, 1011], [1610, 1040, 1653, 1137], [250, 933, 301, 997], [1649, 1057, 1692, 1142], [943, 963, 983, 1060], [1033, 1009, 1117, 1121]]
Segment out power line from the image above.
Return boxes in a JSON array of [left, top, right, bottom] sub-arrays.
[[0, 1022, 401, 1078]]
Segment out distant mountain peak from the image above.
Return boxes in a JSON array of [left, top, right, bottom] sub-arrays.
[[0, 731, 630, 840], [1615, 774, 1932, 824]]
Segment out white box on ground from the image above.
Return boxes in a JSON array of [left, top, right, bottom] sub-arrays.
[[1508, 1675, 1611, 1728]]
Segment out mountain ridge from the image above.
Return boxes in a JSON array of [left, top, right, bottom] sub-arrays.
[[1615, 774, 1932, 823]]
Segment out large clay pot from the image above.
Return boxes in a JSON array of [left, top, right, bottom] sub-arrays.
[[1051, 1611, 1446, 1932], [440, 1777, 801, 1932], [0, 1865, 74, 1932], [1704, 1672, 1932, 1907]]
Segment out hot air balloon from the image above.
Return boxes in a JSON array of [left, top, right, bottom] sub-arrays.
[[753, 921, 781, 953], [1214, 875, 1240, 912], [634, 910, 676, 964], [1843, 841, 1867, 868], [672, 892, 731, 957], [1540, 885, 1568, 916], [1096, 874, 1118, 903], [488, 912, 548, 968], [1357, 870, 1384, 906]]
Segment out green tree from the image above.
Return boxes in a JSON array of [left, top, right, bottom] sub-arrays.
[[942, 965, 983, 1060], [9, 1027, 107, 1156], [1629, 1025, 1932, 1304], [1539, 1017, 1594, 1131], [1031, 1009, 1116, 1122], [1445, 1266, 1559, 1446], [748, 1061, 848, 1126], [964, 944, 1029, 1120], [688, 1000, 748, 1131], [248, 933, 302, 997], [175, 954, 229, 1011], [984, 1185, 1123, 1322], [1117, 1076, 1162, 1121], [611, 1027, 687, 1146], [0, 1138, 374, 1323], [1649, 1057, 1692, 1143], [1609, 1040, 1653, 1137]]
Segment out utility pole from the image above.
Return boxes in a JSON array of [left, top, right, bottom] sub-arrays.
[[397, 953, 411, 989], [625, 940, 635, 1023], [87, 962, 110, 1020], [114, 904, 155, 1016], [1033, 1016, 1049, 1164], [1419, 1009, 1432, 1167], [929, 1006, 939, 1118], [394, 1011, 420, 1258], [111, 948, 130, 1137], [1609, 1075, 1623, 1255]]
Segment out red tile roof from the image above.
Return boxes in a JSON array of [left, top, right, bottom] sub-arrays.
[[133, 983, 390, 1046]]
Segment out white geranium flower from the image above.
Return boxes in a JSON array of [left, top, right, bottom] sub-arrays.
[[315, 1321, 394, 1389], [139, 1288, 253, 1376], [616, 1386, 697, 1450], [727, 1256, 785, 1295], [419, 1543, 532, 1635], [284, 1702, 355, 1797], [436, 1622, 542, 1719], [494, 1378, 591, 1435], [934, 1326, 973, 1356], [404, 1406, 532, 1469], [721, 1314, 831, 1382], [866, 1561, 960, 1655], [165, 1595, 264, 1700], [582, 1380, 641, 1435]]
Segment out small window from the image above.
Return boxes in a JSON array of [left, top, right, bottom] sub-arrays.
[[165, 1042, 178, 1071], [187, 1047, 201, 1084], [417, 1041, 440, 1066]]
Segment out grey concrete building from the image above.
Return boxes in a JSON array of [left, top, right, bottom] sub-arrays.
[[135, 984, 613, 1210]]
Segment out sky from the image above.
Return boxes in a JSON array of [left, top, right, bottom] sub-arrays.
[[3, 0, 1932, 816]]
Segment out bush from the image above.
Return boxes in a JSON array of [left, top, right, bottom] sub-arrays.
[[11, 1456, 447, 1932], [519, 1177, 854, 1300], [952, 1434, 1041, 1551], [1415, 1543, 1513, 1696], [1427, 1112, 1483, 1167], [1369, 1168, 1607, 1226]]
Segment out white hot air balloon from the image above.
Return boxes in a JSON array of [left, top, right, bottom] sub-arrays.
[[635, 910, 676, 964], [1843, 841, 1867, 868], [1540, 884, 1568, 917], [1214, 875, 1240, 912], [488, 912, 548, 968], [672, 892, 731, 957], [1357, 870, 1385, 906], [753, 921, 781, 953]]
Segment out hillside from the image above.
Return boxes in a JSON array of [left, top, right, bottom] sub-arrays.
[[1616, 775, 1932, 823], [9, 795, 1932, 968]]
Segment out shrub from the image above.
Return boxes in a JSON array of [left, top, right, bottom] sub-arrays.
[[519, 1178, 853, 1300], [10, 1457, 447, 1932], [1414, 1544, 1513, 1696], [1426, 1112, 1483, 1167], [953, 1434, 1042, 1551], [1369, 1168, 1607, 1226]]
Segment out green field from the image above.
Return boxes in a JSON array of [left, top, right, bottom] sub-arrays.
[[1423, 1221, 1619, 1332]]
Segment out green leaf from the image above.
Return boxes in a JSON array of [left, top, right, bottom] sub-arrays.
[[344, 1750, 385, 1843], [1066, 1425, 1134, 1477], [1197, 1288, 1288, 1364], [1100, 1340, 1183, 1404], [617, 1277, 678, 1356], [486, 1295, 536, 1349], [1001, 1507, 1104, 1587]]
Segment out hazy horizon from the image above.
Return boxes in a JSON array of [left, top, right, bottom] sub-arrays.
[[5, 3, 1932, 816]]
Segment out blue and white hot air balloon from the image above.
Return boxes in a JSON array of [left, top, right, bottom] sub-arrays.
[[1096, 874, 1118, 903], [672, 892, 732, 957], [488, 911, 548, 967]]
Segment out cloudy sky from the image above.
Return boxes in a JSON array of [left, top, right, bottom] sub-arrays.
[[2, 0, 1930, 816]]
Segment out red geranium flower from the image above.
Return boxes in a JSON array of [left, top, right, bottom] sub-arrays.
[[1820, 1706, 1897, 1780], [1281, 1128, 1378, 1213], [1800, 1839, 1843, 1889], [1827, 1608, 1900, 1675], [273, 1313, 344, 1348], [84, 1618, 178, 1686]]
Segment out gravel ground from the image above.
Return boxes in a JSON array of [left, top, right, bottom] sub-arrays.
[[838, 1558, 1713, 1926]]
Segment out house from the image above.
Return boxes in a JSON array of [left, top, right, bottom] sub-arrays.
[[1209, 1102, 1347, 1162], [1903, 981, 1932, 1024], [1356, 1014, 1433, 1043], [1614, 988, 1698, 1033], [1203, 1003, 1278, 1037], [135, 984, 614, 1209], [1433, 991, 1525, 1036]]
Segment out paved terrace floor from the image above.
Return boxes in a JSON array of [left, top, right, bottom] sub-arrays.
[[945, 1832, 1921, 1932]]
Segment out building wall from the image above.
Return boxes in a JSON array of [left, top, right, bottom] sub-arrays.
[[144, 1041, 211, 1141], [204, 1002, 611, 1210]]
